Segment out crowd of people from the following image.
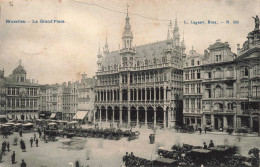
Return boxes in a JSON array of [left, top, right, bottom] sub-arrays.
[[0, 127, 44, 167]]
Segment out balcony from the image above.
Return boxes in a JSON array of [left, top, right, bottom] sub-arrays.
[[6, 106, 38, 111]]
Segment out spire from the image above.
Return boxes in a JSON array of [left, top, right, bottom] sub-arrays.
[[105, 34, 108, 48], [19, 59, 22, 66], [104, 34, 109, 54], [174, 16, 179, 31], [167, 24, 170, 40], [122, 3, 133, 49], [98, 43, 101, 56]]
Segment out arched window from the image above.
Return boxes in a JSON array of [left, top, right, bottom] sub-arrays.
[[123, 57, 128, 67], [145, 59, 148, 66], [129, 57, 133, 67], [215, 85, 222, 98]]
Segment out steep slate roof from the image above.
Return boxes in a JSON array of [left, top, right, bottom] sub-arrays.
[[208, 41, 230, 50], [101, 40, 168, 68]]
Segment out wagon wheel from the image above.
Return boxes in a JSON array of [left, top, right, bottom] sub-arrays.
[[205, 159, 220, 167]]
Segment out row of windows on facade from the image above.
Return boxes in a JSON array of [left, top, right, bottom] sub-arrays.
[[185, 70, 201, 80], [203, 102, 234, 111], [16, 76, 26, 82], [187, 55, 223, 67], [99, 73, 183, 86], [184, 98, 202, 111], [184, 83, 201, 94], [96, 88, 167, 101], [108, 56, 181, 70], [204, 85, 234, 98], [7, 88, 38, 96], [200, 65, 260, 80], [240, 80, 260, 98], [7, 99, 38, 107]]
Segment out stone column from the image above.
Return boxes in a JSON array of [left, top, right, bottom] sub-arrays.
[[141, 89, 143, 101], [128, 90, 130, 102], [112, 90, 114, 102], [119, 108, 122, 125], [233, 115, 237, 129], [145, 88, 147, 101], [128, 109, 130, 126], [163, 109, 166, 128], [159, 88, 161, 101], [154, 87, 156, 102], [154, 110, 156, 127], [93, 109, 96, 124], [112, 109, 115, 124], [145, 109, 147, 126], [99, 108, 101, 123], [105, 108, 108, 123], [164, 87, 167, 101], [136, 110, 139, 126], [211, 114, 215, 129], [223, 116, 228, 129]]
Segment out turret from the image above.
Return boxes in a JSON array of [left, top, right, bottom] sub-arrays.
[[120, 5, 136, 68], [103, 35, 109, 54], [122, 5, 133, 49], [173, 17, 180, 47], [97, 43, 102, 71], [181, 31, 186, 55]]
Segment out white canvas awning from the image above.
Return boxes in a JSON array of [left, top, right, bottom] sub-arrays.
[[73, 111, 88, 120], [50, 113, 56, 119]]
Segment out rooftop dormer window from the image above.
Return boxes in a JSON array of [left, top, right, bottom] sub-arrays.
[[215, 55, 222, 62]]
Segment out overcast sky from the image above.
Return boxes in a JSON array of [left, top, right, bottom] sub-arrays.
[[0, 0, 259, 84]]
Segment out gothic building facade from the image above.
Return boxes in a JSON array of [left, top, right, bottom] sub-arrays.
[[94, 13, 185, 128]]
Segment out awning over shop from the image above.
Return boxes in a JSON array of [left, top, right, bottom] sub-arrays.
[[73, 111, 88, 120], [50, 113, 56, 119]]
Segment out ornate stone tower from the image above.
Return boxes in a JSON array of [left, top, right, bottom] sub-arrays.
[[97, 44, 102, 71], [173, 17, 180, 48], [120, 5, 136, 68]]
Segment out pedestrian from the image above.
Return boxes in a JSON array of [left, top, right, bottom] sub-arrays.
[[19, 130, 23, 137], [2, 141, 6, 155], [36, 138, 39, 147], [7, 142, 10, 152], [199, 127, 202, 135], [11, 151, 15, 164], [30, 137, 33, 147], [20, 139, 23, 150], [21, 141, 26, 152], [204, 127, 207, 133], [34, 133, 36, 141], [203, 142, 207, 149], [20, 159, 27, 167], [208, 140, 215, 148]]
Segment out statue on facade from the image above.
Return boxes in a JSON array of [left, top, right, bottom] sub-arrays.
[[252, 15, 259, 30]]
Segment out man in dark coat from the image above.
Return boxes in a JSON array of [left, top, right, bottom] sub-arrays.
[[203, 142, 207, 149], [30, 137, 33, 147], [19, 130, 23, 137], [208, 140, 215, 148], [21, 159, 27, 167], [7, 142, 10, 152], [2, 141, 6, 155], [36, 138, 39, 147], [11, 151, 15, 164]]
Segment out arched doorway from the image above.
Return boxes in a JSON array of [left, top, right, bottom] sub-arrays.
[[114, 106, 120, 121], [95, 107, 100, 121], [156, 106, 164, 123], [122, 106, 128, 123], [101, 106, 106, 121], [21, 114, 25, 121], [107, 106, 113, 121], [130, 106, 137, 122], [147, 106, 154, 123], [138, 107, 145, 123]]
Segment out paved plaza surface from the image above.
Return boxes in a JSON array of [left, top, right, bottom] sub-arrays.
[[0, 128, 259, 167]]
